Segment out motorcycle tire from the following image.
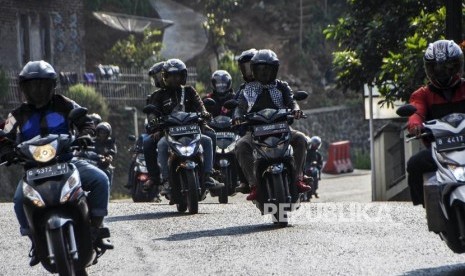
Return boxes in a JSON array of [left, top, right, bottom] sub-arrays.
[[132, 180, 156, 203], [184, 170, 199, 214], [49, 226, 76, 276], [219, 167, 230, 204], [270, 173, 289, 227]]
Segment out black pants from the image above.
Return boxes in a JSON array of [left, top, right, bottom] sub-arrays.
[[406, 149, 437, 205]]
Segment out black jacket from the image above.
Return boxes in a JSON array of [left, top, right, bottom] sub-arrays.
[[146, 86, 207, 115], [0, 94, 94, 159]]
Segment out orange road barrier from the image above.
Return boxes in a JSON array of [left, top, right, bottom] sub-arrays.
[[322, 140, 354, 174]]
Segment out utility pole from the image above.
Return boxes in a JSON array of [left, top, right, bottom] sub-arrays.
[[445, 0, 462, 43], [299, 0, 303, 52]]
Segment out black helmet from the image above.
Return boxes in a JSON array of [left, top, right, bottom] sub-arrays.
[[89, 113, 102, 126], [148, 61, 166, 88], [211, 70, 232, 97], [251, 49, 280, 84], [424, 40, 464, 89], [96, 122, 112, 138], [238, 48, 257, 82], [18, 60, 57, 108], [162, 59, 187, 88], [309, 136, 322, 150]]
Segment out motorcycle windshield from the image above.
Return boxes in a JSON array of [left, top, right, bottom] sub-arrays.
[[210, 115, 232, 129]]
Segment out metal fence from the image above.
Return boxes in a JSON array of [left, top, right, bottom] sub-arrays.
[[2, 67, 197, 111]]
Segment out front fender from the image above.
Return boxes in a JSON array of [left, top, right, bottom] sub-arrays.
[[46, 214, 73, 230], [449, 185, 465, 206]]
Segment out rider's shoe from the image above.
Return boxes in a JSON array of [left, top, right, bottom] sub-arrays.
[[204, 173, 224, 190], [235, 182, 250, 194], [246, 186, 257, 201]]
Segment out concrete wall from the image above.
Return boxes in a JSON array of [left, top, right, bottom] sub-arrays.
[[0, 0, 85, 72], [293, 104, 389, 160]]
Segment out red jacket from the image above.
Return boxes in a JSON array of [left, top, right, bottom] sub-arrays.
[[408, 81, 465, 132]]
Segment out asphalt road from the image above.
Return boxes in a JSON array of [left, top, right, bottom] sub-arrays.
[[2, 170, 465, 276]]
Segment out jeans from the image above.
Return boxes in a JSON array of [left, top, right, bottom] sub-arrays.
[[235, 129, 307, 186], [158, 134, 213, 180], [13, 159, 110, 235], [143, 134, 161, 180], [406, 149, 436, 206]]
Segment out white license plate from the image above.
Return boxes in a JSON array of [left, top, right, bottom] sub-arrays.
[[26, 163, 69, 181]]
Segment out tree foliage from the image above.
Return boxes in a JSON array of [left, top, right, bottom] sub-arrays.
[[65, 84, 109, 120], [201, 0, 243, 62], [104, 28, 162, 68], [323, 0, 454, 106]]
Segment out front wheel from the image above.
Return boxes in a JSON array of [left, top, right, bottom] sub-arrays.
[[183, 170, 199, 214], [219, 167, 230, 204], [270, 173, 288, 227], [49, 226, 76, 276]]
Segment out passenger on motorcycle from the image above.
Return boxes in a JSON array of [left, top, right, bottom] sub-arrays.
[[234, 48, 257, 194], [406, 40, 465, 206], [305, 136, 323, 199], [0, 60, 112, 266], [89, 112, 102, 127], [143, 58, 224, 195], [142, 61, 165, 190], [233, 49, 311, 200], [94, 122, 117, 187]]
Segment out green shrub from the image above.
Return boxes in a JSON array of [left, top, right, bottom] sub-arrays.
[[0, 68, 9, 101], [353, 149, 371, 170], [64, 84, 109, 120]]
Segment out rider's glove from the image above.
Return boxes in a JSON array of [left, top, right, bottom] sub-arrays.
[[408, 124, 423, 138], [292, 109, 304, 119], [76, 135, 93, 149], [201, 111, 212, 121]]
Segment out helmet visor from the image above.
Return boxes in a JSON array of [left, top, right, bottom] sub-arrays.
[[239, 62, 254, 81], [214, 80, 230, 94], [20, 79, 54, 108], [164, 72, 186, 88], [253, 64, 276, 84], [425, 59, 462, 87]]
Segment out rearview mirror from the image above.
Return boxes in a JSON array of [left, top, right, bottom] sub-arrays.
[[203, 98, 216, 107], [128, 134, 136, 141], [396, 104, 417, 117], [223, 99, 238, 110], [143, 104, 160, 115], [69, 107, 88, 122], [293, 91, 308, 101]]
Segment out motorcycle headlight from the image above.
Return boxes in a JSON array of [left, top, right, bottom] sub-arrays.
[[29, 141, 57, 163], [175, 143, 196, 156], [60, 169, 81, 203], [448, 165, 465, 182], [23, 182, 45, 207], [224, 141, 237, 154]]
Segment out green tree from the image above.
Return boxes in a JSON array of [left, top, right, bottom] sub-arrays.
[[104, 28, 162, 68], [202, 0, 243, 63], [65, 84, 109, 120], [323, 0, 449, 105]]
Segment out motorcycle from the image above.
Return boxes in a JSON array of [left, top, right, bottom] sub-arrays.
[[225, 91, 308, 227], [398, 104, 465, 253], [143, 105, 208, 214], [203, 98, 239, 204], [127, 134, 159, 202], [0, 108, 110, 275], [304, 161, 321, 201]]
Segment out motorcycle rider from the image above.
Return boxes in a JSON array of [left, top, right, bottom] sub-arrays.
[[143, 58, 224, 196], [233, 49, 311, 200], [0, 60, 112, 266], [234, 48, 257, 194], [94, 122, 117, 187], [305, 136, 323, 199], [141, 61, 165, 191], [203, 70, 235, 117], [406, 40, 465, 206]]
